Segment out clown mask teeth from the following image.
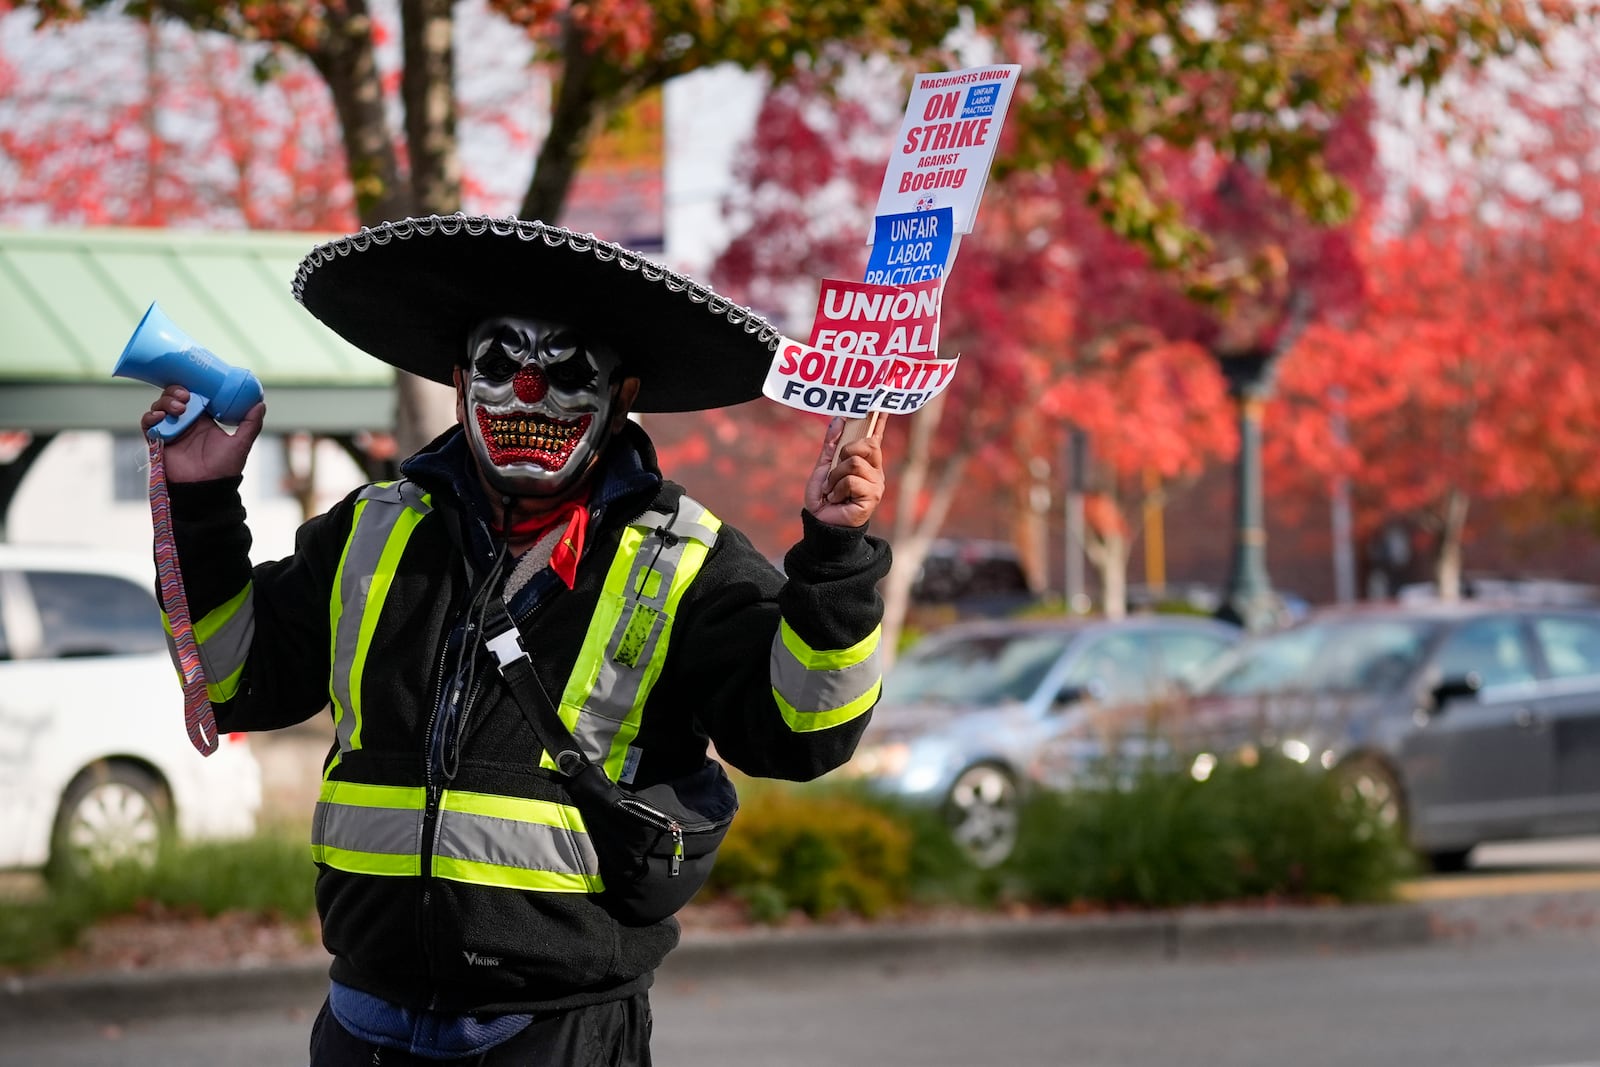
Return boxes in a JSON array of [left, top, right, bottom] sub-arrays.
[[478, 409, 594, 469]]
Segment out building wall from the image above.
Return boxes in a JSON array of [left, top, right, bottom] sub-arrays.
[[8, 431, 366, 564]]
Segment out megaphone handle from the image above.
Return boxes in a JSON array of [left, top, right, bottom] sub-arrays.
[[147, 391, 212, 442]]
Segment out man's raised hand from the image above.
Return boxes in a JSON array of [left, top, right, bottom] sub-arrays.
[[804, 416, 887, 529], [139, 385, 266, 483]]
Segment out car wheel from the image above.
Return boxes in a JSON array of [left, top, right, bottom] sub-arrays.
[[1424, 847, 1474, 874], [945, 763, 1020, 869], [1335, 755, 1406, 831], [48, 762, 172, 883]]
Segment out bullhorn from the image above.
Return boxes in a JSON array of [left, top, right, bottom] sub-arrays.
[[112, 302, 264, 441]]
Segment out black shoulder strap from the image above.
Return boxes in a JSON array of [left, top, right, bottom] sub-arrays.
[[480, 596, 590, 776]]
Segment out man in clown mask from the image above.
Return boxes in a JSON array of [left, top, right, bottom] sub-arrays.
[[140, 215, 889, 1065]]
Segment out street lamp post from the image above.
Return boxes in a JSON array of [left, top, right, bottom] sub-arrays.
[[1215, 347, 1281, 632]]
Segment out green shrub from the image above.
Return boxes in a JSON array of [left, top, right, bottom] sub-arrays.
[[0, 832, 315, 971], [1007, 756, 1414, 908], [705, 787, 914, 920]]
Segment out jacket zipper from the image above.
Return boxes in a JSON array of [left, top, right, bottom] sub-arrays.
[[418, 632, 450, 997]]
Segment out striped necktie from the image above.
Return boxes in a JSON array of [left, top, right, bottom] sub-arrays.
[[147, 436, 219, 757]]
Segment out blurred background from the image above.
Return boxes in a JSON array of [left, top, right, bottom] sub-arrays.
[[7, 6, 1600, 1064]]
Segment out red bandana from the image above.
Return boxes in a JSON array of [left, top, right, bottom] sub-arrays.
[[495, 500, 589, 589]]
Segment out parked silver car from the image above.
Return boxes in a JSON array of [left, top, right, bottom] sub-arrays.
[[847, 616, 1240, 866], [1176, 603, 1600, 870]]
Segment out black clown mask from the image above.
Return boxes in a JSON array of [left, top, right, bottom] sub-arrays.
[[460, 316, 626, 498]]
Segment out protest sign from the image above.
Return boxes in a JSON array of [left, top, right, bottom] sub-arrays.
[[807, 277, 942, 356], [763, 63, 1018, 422], [762, 338, 961, 417], [871, 64, 1021, 236], [864, 208, 955, 286]]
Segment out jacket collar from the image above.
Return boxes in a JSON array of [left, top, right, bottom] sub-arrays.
[[401, 423, 664, 563]]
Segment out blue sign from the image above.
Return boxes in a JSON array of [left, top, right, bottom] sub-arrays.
[[962, 83, 1000, 118], [864, 207, 955, 287]]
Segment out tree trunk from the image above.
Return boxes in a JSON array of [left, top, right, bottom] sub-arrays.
[[519, 18, 610, 222], [1435, 489, 1471, 602], [1086, 526, 1130, 620], [389, 0, 466, 456], [880, 392, 971, 664], [1011, 407, 1050, 594], [400, 0, 461, 216], [300, 0, 410, 223]]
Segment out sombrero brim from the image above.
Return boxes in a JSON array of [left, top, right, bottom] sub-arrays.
[[291, 214, 782, 413]]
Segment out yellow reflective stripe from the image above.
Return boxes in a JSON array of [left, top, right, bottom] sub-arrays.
[[194, 584, 251, 643], [328, 484, 432, 766], [602, 533, 714, 779], [165, 584, 254, 700], [311, 844, 422, 877], [310, 781, 427, 876], [432, 857, 602, 893], [349, 509, 427, 751], [542, 527, 647, 772], [319, 780, 427, 808], [775, 678, 882, 733], [205, 660, 246, 703], [779, 620, 880, 671], [440, 790, 589, 832], [326, 497, 367, 773]]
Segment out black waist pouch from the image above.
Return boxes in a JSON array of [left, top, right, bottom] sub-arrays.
[[480, 596, 739, 926], [560, 754, 739, 926]]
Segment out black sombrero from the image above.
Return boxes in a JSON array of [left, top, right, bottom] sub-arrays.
[[291, 214, 783, 412]]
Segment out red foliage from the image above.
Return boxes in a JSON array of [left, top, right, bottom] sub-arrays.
[[0, 20, 353, 230]]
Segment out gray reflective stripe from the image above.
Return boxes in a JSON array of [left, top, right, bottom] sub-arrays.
[[311, 789, 601, 889], [435, 809, 601, 877], [314, 800, 424, 857], [564, 496, 719, 778], [194, 586, 254, 685], [330, 481, 434, 756], [770, 634, 883, 714]]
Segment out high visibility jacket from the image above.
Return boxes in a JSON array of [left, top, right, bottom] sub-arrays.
[[160, 424, 890, 1015]]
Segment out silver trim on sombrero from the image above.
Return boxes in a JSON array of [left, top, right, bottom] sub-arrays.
[[292, 213, 783, 350]]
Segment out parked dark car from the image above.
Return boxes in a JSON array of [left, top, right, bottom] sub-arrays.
[[846, 616, 1241, 866], [909, 539, 1038, 618], [1174, 602, 1600, 870]]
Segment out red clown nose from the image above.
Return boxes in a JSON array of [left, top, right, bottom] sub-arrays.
[[513, 364, 548, 403]]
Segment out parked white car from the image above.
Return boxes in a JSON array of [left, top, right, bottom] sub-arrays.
[[0, 544, 261, 878]]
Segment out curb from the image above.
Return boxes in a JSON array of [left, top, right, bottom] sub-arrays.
[[0, 903, 1432, 1027]]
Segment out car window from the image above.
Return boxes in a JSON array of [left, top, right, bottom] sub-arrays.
[[1199, 619, 1434, 696], [1433, 617, 1536, 688], [882, 631, 1072, 707], [26, 570, 168, 659], [1062, 634, 1159, 703], [1532, 615, 1600, 680], [1154, 631, 1234, 684]]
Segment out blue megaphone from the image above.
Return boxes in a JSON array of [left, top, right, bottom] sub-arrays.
[[112, 302, 265, 441]]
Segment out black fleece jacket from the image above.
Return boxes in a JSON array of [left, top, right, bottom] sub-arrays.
[[162, 422, 890, 1014]]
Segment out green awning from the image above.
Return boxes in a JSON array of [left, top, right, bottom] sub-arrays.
[[0, 226, 396, 433]]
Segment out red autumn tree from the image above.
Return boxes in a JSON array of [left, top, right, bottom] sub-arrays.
[[1267, 39, 1600, 601], [0, 18, 351, 229], [8, 0, 1569, 455]]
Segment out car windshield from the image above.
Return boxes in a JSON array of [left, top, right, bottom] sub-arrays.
[[1195, 618, 1437, 696], [882, 631, 1072, 707]]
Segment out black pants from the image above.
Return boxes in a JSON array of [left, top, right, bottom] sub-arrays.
[[308, 994, 652, 1066]]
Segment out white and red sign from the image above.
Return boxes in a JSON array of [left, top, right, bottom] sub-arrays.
[[762, 339, 961, 417], [807, 277, 942, 356], [871, 64, 1021, 237]]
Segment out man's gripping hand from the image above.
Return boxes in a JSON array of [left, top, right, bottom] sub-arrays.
[[140, 385, 266, 483], [804, 417, 887, 529]]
